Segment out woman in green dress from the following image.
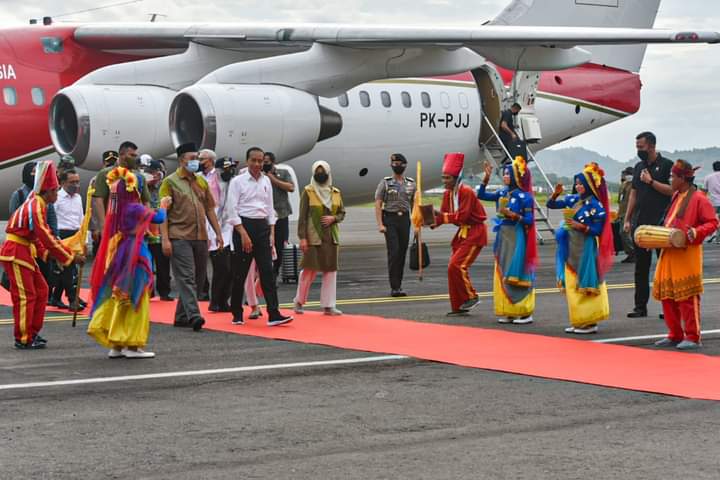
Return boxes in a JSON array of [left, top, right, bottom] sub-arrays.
[[293, 161, 346, 315]]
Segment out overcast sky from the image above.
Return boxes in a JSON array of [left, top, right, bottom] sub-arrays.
[[3, 0, 719, 161]]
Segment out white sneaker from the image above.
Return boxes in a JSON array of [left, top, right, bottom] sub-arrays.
[[497, 317, 514, 324], [123, 348, 155, 359], [323, 307, 343, 316], [293, 302, 304, 314], [108, 348, 124, 359], [248, 307, 262, 320], [564, 326, 576, 334], [513, 316, 534, 325], [573, 325, 598, 334]]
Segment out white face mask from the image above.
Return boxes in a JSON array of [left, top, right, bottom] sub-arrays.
[[624, 175, 633, 182]]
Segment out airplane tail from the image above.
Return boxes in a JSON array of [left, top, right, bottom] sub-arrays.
[[491, 0, 662, 72]]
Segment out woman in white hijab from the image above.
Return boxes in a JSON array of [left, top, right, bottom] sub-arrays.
[[293, 161, 346, 315]]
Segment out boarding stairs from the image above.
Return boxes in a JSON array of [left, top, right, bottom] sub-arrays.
[[479, 112, 556, 244]]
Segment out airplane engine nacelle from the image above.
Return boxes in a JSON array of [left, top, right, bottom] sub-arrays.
[[169, 84, 342, 161], [49, 85, 175, 169]]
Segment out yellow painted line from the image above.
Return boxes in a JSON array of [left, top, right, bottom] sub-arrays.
[[1, 277, 719, 323]]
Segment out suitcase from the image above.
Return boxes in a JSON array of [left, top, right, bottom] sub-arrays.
[[281, 244, 302, 283]]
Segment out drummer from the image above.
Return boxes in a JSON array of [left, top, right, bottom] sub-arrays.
[[652, 160, 718, 350]]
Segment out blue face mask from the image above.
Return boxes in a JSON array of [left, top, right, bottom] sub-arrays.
[[186, 160, 200, 173]]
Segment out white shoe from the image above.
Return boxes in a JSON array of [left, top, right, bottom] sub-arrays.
[[513, 316, 534, 325], [573, 325, 598, 335], [564, 326, 576, 334], [123, 348, 155, 359], [108, 348, 124, 359], [323, 307, 343, 316], [248, 307, 262, 320], [293, 302, 304, 314], [497, 317, 514, 324]]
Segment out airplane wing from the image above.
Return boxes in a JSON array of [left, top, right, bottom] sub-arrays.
[[75, 23, 720, 49]]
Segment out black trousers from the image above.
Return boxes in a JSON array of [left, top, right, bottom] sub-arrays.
[[231, 218, 281, 319], [210, 246, 233, 308], [383, 211, 411, 290], [148, 242, 171, 298], [51, 229, 78, 303], [634, 246, 661, 310], [273, 217, 290, 279]]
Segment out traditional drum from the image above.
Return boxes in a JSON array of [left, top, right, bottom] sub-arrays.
[[634, 225, 687, 249]]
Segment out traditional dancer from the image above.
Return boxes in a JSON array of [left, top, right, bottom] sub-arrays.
[[87, 165, 161, 358], [477, 156, 538, 324], [431, 153, 488, 316], [547, 163, 613, 334], [1, 161, 82, 349], [653, 160, 718, 350]]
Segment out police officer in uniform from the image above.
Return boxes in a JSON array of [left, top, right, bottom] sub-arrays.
[[375, 153, 417, 297]]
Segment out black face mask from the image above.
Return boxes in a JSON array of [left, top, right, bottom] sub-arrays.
[[392, 165, 406, 175], [637, 150, 650, 162], [314, 172, 329, 184], [262, 163, 273, 173], [221, 170, 234, 182]]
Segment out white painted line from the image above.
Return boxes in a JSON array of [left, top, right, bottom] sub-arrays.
[[593, 329, 720, 344], [0, 355, 408, 392]]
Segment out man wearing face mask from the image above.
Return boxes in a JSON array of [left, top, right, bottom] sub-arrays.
[[499, 103, 523, 164], [160, 143, 223, 332], [375, 153, 416, 297], [623, 131, 673, 318], [616, 167, 636, 263], [145, 160, 172, 301], [50, 169, 85, 310], [263, 152, 295, 280], [92, 141, 151, 232]]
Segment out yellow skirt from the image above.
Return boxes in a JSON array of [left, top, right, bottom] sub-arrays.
[[87, 292, 151, 349], [493, 263, 535, 317], [564, 265, 609, 328]]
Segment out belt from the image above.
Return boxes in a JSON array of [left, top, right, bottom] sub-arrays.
[[383, 210, 408, 216], [7, 234, 38, 258]]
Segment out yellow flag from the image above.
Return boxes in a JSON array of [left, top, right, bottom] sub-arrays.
[[411, 160, 424, 231], [61, 185, 95, 255]]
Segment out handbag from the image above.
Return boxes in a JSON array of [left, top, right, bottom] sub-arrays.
[[409, 236, 430, 270]]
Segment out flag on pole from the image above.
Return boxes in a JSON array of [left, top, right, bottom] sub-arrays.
[[411, 160, 424, 232], [61, 184, 95, 255]]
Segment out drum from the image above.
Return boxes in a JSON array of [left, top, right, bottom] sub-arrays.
[[634, 225, 687, 249]]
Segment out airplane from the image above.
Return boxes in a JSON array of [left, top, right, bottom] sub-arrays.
[[0, 0, 718, 217]]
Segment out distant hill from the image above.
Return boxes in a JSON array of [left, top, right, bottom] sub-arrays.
[[533, 146, 720, 182]]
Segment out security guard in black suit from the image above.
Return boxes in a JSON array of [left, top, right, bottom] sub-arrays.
[[374, 153, 417, 297]]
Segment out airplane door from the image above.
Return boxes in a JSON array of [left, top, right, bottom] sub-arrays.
[[472, 65, 506, 145]]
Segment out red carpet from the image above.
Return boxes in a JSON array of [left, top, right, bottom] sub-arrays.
[[146, 298, 720, 401], [1, 288, 719, 401]]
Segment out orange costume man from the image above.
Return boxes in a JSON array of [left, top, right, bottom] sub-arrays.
[[432, 153, 488, 315], [1, 161, 79, 349], [653, 160, 718, 350]]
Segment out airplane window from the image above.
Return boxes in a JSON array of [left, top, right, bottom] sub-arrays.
[[401, 91, 412, 108], [41, 37, 64, 54], [359, 91, 371, 108], [338, 93, 349, 108], [458, 92, 469, 110], [3, 87, 17, 106], [440, 92, 451, 109], [381, 91, 391, 108], [421, 92, 431, 108], [31, 87, 45, 106]]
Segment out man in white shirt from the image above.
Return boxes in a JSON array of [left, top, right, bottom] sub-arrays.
[[702, 160, 720, 243], [225, 147, 292, 326], [51, 170, 85, 310]]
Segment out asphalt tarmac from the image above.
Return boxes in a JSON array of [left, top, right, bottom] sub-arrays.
[[1, 207, 719, 479]]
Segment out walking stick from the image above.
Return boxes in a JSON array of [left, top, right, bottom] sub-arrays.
[[72, 264, 84, 328], [418, 228, 424, 282]]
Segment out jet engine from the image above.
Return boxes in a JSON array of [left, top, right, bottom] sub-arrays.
[[169, 84, 342, 161], [49, 85, 175, 169]]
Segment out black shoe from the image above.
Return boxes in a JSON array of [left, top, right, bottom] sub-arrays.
[[391, 289, 407, 297], [34, 335, 48, 344], [446, 309, 469, 317], [220, 304, 232, 312], [191, 317, 206, 332], [659, 313, 665, 320], [231, 316, 244, 325], [209, 303, 221, 312], [198, 294, 210, 302], [173, 322, 192, 328], [627, 308, 648, 318], [621, 256, 635, 264], [68, 302, 84, 312], [50, 300, 69, 309], [268, 314, 293, 327], [160, 295, 175, 302], [15, 339, 46, 349]]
